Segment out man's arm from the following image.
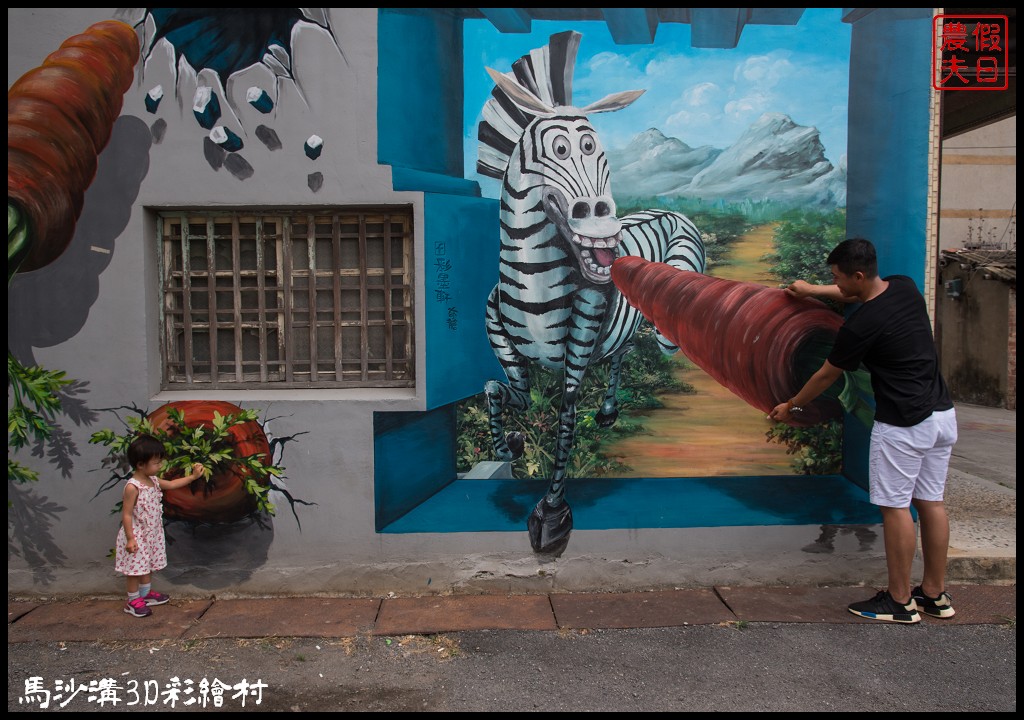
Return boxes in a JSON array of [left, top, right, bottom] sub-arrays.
[[785, 280, 858, 304], [769, 360, 845, 423]]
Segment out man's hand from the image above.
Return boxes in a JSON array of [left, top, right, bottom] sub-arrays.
[[769, 400, 800, 423], [784, 280, 817, 299]]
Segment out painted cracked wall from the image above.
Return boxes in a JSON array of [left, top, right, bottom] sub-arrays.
[[9, 8, 936, 595]]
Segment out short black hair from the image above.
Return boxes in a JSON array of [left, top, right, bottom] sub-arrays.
[[127, 434, 165, 469], [827, 237, 878, 278]]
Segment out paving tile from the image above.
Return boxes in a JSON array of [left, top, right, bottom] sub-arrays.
[[717, 585, 877, 623], [373, 594, 556, 635], [924, 584, 1016, 625], [550, 589, 734, 629], [185, 597, 382, 639], [719, 584, 1018, 625], [9, 601, 39, 624], [7, 598, 213, 643]]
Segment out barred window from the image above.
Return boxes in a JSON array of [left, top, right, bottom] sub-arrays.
[[158, 208, 414, 388]]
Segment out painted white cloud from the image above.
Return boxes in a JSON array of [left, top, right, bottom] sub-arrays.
[[724, 92, 773, 119], [640, 50, 697, 79], [577, 51, 647, 106], [684, 82, 719, 107], [665, 108, 714, 130], [733, 54, 795, 88]]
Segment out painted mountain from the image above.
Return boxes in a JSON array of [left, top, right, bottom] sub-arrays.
[[607, 113, 846, 209]]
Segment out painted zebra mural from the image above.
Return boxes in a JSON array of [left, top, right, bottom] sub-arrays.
[[478, 31, 706, 553]]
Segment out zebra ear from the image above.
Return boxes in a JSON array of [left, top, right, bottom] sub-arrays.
[[580, 89, 645, 114], [486, 67, 556, 117]]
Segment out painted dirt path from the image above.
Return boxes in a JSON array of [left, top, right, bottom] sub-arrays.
[[603, 223, 796, 477]]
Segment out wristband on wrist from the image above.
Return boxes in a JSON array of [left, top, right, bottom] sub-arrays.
[[787, 400, 804, 413]]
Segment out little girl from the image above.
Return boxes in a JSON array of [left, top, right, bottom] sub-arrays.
[[115, 434, 204, 618]]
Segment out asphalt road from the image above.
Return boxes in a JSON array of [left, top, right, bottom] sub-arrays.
[[8, 621, 1016, 712]]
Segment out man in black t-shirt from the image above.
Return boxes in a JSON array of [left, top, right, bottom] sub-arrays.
[[770, 238, 958, 624]]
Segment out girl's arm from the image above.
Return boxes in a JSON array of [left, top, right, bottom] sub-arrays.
[[122, 483, 140, 554], [157, 463, 207, 491]]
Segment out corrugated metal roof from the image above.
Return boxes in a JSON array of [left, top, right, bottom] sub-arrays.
[[941, 249, 1016, 283]]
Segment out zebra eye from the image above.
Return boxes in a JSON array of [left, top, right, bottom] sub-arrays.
[[551, 135, 571, 160], [580, 134, 596, 156]]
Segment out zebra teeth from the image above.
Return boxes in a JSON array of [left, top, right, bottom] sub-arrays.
[[574, 234, 619, 249]]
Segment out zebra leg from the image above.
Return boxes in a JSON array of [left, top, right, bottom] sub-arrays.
[[484, 287, 529, 461], [484, 371, 528, 461], [528, 288, 608, 554], [527, 376, 579, 554], [595, 340, 634, 428]]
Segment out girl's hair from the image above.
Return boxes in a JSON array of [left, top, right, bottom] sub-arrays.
[[127, 434, 165, 469]]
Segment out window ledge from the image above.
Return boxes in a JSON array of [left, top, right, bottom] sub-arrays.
[[153, 387, 420, 403]]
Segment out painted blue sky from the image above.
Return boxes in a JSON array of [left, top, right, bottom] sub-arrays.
[[464, 9, 851, 197]]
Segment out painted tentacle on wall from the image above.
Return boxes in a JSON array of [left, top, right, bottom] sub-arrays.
[[7, 20, 140, 581], [611, 256, 873, 428], [478, 31, 706, 553], [8, 20, 139, 280]]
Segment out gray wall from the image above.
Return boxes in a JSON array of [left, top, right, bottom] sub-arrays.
[[9, 7, 911, 597], [938, 264, 1013, 408]]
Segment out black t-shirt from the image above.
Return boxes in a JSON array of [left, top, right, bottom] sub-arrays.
[[827, 275, 953, 427]]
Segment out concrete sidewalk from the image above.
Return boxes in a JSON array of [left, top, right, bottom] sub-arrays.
[[944, 402, 1016, 582], [7, 584, 1016, 644]]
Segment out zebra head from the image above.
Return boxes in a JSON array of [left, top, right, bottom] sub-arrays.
[[478, 32, 644, 285]]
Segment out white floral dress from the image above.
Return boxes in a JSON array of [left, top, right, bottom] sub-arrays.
[[114, 476, 168, 576]]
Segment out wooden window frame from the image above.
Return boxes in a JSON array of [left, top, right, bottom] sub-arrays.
[[157, 208, 415, 389]]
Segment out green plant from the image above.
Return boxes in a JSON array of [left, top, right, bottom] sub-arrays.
[[762, 208, 847, 291], [89, 406, 279, 515], [8, 352, 73, 487], [456, 323, 693, 478], [717, 619, 751, 630], [765, 420, 843, 475]]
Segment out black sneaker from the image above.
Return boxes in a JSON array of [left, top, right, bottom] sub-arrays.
[[848, 590, 921, 624], [911, 586, 956, 618]]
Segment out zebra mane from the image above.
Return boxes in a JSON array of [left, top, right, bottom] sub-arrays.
[[476, 31, 581, 180]]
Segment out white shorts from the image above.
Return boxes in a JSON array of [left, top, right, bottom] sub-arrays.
[[869, 408, 958, 507]]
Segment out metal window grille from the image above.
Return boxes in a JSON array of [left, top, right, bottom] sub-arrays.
[[158, 209, 415, 388]]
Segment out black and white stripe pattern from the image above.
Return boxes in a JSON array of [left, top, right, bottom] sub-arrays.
[[480, 32, 706, 516]]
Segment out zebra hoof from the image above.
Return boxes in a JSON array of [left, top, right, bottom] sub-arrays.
[[527, 498, 572, 555], [505, 432, 525, 459], [595, 408, 619, 428]]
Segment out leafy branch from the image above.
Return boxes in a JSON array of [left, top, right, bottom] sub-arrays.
[[89, 406, 279, 515], [8, 352, 73, 486]]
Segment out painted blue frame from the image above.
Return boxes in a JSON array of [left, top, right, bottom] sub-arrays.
[[374, 8, 934, 533]]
